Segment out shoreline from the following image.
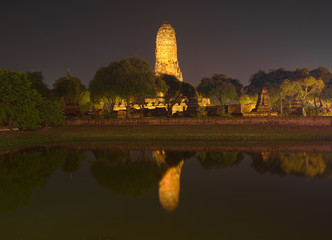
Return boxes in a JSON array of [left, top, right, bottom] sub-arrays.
[[0, 124, 332, 152], [1, 142, 331, 156], [66, 116, 332, 127]]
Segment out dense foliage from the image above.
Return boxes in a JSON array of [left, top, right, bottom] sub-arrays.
[[244, 67, 332, 115], [156, 74, 197, 116], [281, 77, 325, 116], [197, 74, 242, 115], [53, 76, 85, 103], [89, 56, 156, 118], [0, 70, 65, 129]]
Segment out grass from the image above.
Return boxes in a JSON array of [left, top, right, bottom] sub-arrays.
[[0, 125, 331, 151]]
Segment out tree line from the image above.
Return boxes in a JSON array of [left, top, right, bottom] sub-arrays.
[[197, 67, 332, 116], [1, 56, 332, 129]]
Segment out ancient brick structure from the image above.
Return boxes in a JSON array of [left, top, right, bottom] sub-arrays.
[[254, 87, 271, 112], [244, 87, 278, 116], [155, 22, 183, 81]]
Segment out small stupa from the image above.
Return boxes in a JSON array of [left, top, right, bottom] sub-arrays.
[[254, 87, 271, 112], [244, 87, 277, 116]]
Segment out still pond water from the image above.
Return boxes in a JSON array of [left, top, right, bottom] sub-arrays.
[[0, 147, 332, 240]]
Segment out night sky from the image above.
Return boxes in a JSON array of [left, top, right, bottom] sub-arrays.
[[1, 0, 331, 87]]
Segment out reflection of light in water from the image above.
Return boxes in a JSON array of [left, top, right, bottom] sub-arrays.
[[153, 150, 166, 165], [158, 160, 184, 212], [261, 152, 270, 162]]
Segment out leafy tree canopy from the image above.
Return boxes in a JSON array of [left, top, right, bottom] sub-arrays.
[[117, 56, 156, 118], [0, 70, 65, 129], [89, 63, 121, 105], [281, 76, 324, 116], [0, 70, 42, 129], [26, 72, 53, 99], [197, 74, 240, 108], [245, 67, 331, 109], [53, 76, 85, 103], [90, 56, 155, 118], [156, 74, 183, 116]]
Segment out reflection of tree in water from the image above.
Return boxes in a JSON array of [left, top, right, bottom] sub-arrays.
[[90, 150, 169, 197], [164, 151, 196, 166], [197, 152, 243, 169], [90, 150, 195, 212], [61, 149, 82, 178], [0, 149, 68, 214], [321, 154, 332, 179], [251, 152, 332, 179]]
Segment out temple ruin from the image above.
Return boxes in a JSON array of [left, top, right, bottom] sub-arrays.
[[243, 87, 277, 116], [155, 22, 183, 81]]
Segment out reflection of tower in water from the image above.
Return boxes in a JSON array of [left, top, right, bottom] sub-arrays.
[[159, 162, 184, 212], [153, 150, 184, 212]]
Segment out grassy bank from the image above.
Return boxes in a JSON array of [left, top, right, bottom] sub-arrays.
[[0, 125, 332, 151]]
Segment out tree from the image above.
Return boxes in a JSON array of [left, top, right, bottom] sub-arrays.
[[116, 56, 155, 118], [181, 81, 197, 99], [197, 74, 239, 113], [212, 74, 243, 97], [281, 76, 325, 116], [53, 75, 85, 103], [157, 74, 183, 117], [26, 72, 53, 99], [310, 66, 332, 112], [37, 99, 65, 127], [78, 90, 91, 113], [245, 69, 294, 113], [245, 67, 332, 115], [0, 70, 42, 129], [89, 63, 121, 113], [0, 70, 65, 129], [310, 66, 332, 84]]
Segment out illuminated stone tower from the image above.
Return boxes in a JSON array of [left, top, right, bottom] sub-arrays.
[[155, 22, 183, 81]]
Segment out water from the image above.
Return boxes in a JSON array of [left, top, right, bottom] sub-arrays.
[[0, 147, 332, 240]]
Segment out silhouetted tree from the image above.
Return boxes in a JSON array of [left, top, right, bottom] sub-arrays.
[[53, 75, 85, 103], [26, 72, 53, 99], [157, 74, 183, 117], [116, 57, 155, 118], [197, 74, 240, 114], [89, 63, 121, 113]]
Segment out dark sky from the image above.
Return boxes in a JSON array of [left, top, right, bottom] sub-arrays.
[[1, 0, 332, 87]]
